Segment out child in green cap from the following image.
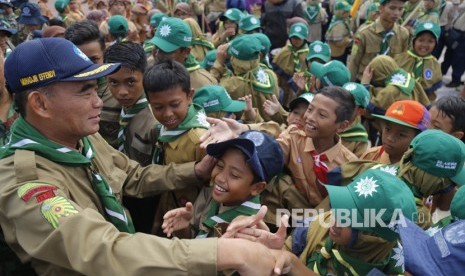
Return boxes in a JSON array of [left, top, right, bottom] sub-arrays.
[[212, 8, 243, 47], [355, 2, 379, 31], [107, 15, 129, 43], [304, 0, 328, 42], [143, 59, 210, 235], [238, 14, 261, 34], [339, 82, 371, 158], [325, 0, 353, 64], [362, 100, 430, 165], [273, 22, 310, 107], [415, 0, 440, 26], [395, 21, 442, 101]]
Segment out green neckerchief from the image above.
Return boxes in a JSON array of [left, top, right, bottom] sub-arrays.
[[0, 102, 17, 147], [143, 39, 155, 54], [407, 49, 435, 80], [185, 53, 201, 72], [379, 30, 395, 55], [304, 5, 321, 24], [196, 195, 261, 238], [339, 122, 369, 142], [192, 38, 215, 50], [288, 43, 309, 73], [97, 76, 107, 89], [0, 117, 135, 233], [385, 68, 414, 95], [153, 104, 209, 164], [117, 96, 149, 153], [308, 238, 403, 275]]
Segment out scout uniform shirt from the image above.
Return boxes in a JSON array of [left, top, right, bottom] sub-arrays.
[[184, 17, 215, 62], [191, 186, 261, 238], [185, 53, 219, 90], [97, 77, 122, 149], [277, 125, 358, 207], [325, 14, 352, 58], [304, 1, 328, 42], [361, 145, 394, 164], [348, 18, 409, 81], [402, 0, 424, 26], [152, 104, 210, 234], [0, 119, 216, 275], [340, 121, 369, 158], [272, 42, 309, 107]]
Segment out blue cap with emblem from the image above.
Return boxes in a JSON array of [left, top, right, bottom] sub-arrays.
[[398, 218, 465, 274], [206, 130, 284, 183], [5, 38, 121, 93]]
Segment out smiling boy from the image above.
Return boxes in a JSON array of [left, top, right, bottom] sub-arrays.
[[162, 131, 284, 238]]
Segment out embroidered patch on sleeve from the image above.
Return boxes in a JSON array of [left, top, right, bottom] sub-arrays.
[[17, 182, 57, 202], [41, 196, 79, 229]]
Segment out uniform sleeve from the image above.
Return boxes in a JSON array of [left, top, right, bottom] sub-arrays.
[[348, 32, 365, 81], [0, 184, 217, 275], [277, 128, 292, 164]]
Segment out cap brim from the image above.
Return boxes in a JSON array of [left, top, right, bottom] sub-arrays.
[[372, 115, 420, 131], [223, 100, 246, 112], [290, 33, 306, 40], [306, 54, 329, 63], [325, 184, 361, 223], [398, 218, 441, 274], [150, 36, 179, 53], [19, 16, 48, 25], [0, 27, 16, 36], [62, 63, 121, 82], [309, 61, 325, 80], [450, 164, 465, 186]]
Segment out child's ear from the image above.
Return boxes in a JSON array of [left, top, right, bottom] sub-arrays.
[[187, 88, 195, 102], [336, 120, 350, 133], [250, 181, 266, 196], [452, 130, 464, 140]]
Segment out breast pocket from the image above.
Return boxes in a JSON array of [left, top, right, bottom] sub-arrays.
[[130, 134, 154, 166]]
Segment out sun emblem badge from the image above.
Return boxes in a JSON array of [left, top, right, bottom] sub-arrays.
[[378, 166, 398, 176], [295, 26, 302, 32], [159, 24, 171, 37], [391, 242, 405, 270], [390, 73, 407, 85], [250, 17, 258, 24], [196, 110, 210, 128], [423, 22, 433, 29], [256, 68, 269, 84], [313, 44, 322, 53], [344, 83, 357, 91], [354, 176, 379, 198]]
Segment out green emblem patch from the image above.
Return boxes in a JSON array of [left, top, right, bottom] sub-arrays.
[[41, 196, 78, 229]]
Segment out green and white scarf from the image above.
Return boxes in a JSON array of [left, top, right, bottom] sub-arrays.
[[407, 50, 435, 80], [0, 117, 136, 233], [153, 104, 209, 164], [196, 195, 261, 238], [379, 31, 395, 55], [117, 96, 148, 153], [305, 5, 321, 24], [185, 53, 202, 72]]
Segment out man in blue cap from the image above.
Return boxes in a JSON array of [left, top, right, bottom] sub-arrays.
[[17, 2, 47, 43], [0, 38, 288, 275]]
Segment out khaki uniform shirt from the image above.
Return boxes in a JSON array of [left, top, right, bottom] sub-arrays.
[[348, 19, 409, 81], [190, 67, 218, 90], [277, 126, 358, 207], [98, 80, 121, 149], [341, 140, 369, 158], [0, 133, 217, 275], [439, 2, 456, 28], [326, 21, 352, 57], [361, 146, 393, 164], [124, 106, 158, 166]]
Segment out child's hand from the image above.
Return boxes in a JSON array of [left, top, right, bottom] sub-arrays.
[[222, 27, 236, 40], [199, 117, 248, 148], [238, 94, 253, 112], [162, 202, 194, 237], [293, 72, 307, 91], [361, 65, 373, 85], [216, 43, 230, 65], [263, 95, 281, 117]]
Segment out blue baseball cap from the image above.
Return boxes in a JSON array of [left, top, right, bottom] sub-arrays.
[[0, 0, 13, 8], [206, 131, 284, 182], [18, 3, 48, 26], [0, 20, 16, 36], [5, 38, 121, 93], [398, 218, 465, 275]]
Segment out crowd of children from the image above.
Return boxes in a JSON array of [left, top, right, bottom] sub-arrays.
[[0, 0, 465, 274]]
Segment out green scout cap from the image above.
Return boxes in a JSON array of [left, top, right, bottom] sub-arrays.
[[414, 21, 441, 42], [335, 0, 352, 12], [409, 130, 465, 178], [251, 33, 271, 55], [150, 17, 192, 52], [108, 15, 129, 37], [451, 186, 465, 220], [228, 35, 261, 61], [450, 142, 465, 186], [200, 49, 217, 69], [289, 93, 314, 111], [326, 170, 417, 241], [366, 2, 379, 15], [307, 40, 331, 62], [343, 82, 370, 108], [220, 8, 243, 22], [55, 0, 69, 12], [310, 60, 350, 87], [239, 14, 261, 32], [289, 22, 308, 40], [150, 13, 166, 28], [194, 85, 246, 113]]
